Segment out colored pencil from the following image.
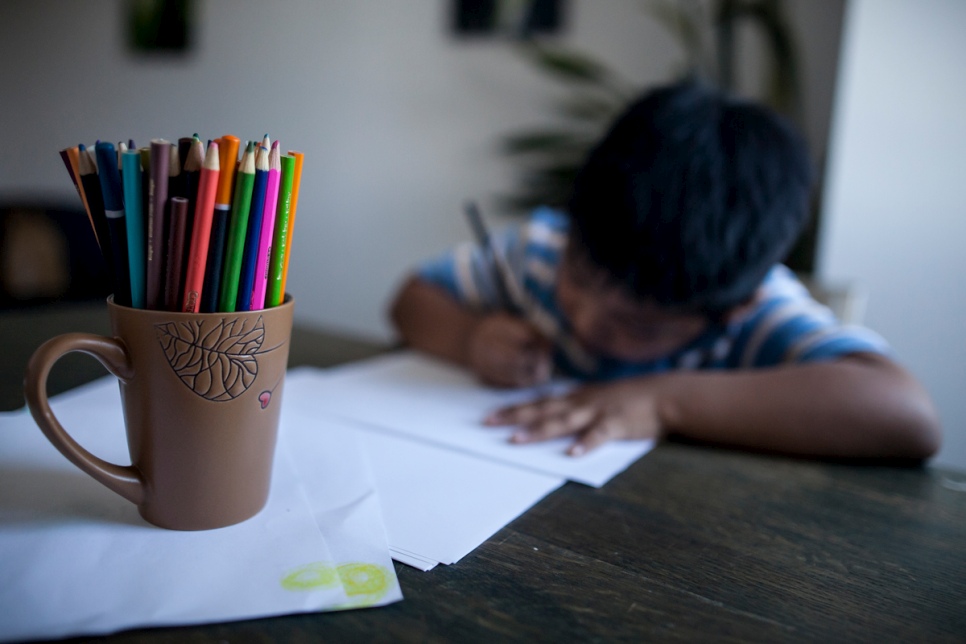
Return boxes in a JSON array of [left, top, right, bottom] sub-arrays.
[[219, 141, 255, 312], [146, 139, 170, 310], [250, 141, 281, 310], [236, 145, 270, 312], [95, 141, 131, 306], [266, 152, 295, 307], [167, 142, 184, 199], [62, 146, 96, 238], [279, 150, 304, 298], [177, 136, 193, 170], [200, 135, 240, 312], [164, 197, 190, 311], [121, 149, 146, 308], [181, 141, 220, 312], [116, 142, 127, 185], [59, 148, 79, 192], [78, 144, 114, 280], [181, 138, 204, 245]]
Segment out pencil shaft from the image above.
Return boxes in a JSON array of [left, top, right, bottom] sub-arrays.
[[200, 207, 229, 312], [181, 142, 220, 312], [122, 150, 146, 308], [266, 154, 296, 307], [64, 146, 97, 247], [251, 145, 281, 310], [237, 155, 269, 312], [96, 142, 131, 306], [164, 197, 190, 311], [146, 140, 171, 310], [219, 144, 256, 312], [78, 150, 114, 285], [279, 151, 303, 298]]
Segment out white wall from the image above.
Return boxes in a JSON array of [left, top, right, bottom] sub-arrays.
[[818, 0, 966, 470]]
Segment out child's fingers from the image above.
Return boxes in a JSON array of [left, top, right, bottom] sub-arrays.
[[510, 404, 598, 443], [483, 396, 569, 425], [568, 418, 624, 456]]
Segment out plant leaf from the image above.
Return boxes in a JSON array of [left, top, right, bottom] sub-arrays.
[[518, 43, 612, 85], [155, 316, 265, 402]]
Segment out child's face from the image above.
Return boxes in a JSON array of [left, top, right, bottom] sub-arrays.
[[556, 250, 710, 362]]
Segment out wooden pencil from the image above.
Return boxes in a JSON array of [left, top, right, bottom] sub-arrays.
[[181, 141, 220, 312], [78, 144, 115, 281], [146, 139, 170, 310]]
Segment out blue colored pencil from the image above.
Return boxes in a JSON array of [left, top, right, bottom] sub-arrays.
[[236, 144, 270, 312], [121, 150, 146, 308]]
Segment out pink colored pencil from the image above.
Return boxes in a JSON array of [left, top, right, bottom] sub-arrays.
[[181, 141, 221, 312], [250, 141, 281, 310]]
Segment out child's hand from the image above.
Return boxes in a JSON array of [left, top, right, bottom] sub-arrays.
[[483, 377, 667, 455], [467, 313, 553, 388]]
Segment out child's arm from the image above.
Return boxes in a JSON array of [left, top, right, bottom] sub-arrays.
[[487, 353, 941, 460], [389, 276, 553, 388]]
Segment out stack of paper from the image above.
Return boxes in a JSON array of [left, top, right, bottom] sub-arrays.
[[0, 378, 401, 643], [286, 353, 654, 487], [283, 390, 564, 570], [281, 353, 654, 569]]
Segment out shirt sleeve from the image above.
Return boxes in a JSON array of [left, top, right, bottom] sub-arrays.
[[728, 266, 892, 368], [416, 224, 527, 311]]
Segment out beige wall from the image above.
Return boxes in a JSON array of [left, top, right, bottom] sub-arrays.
[[819, 0, 966, 470], [0, 0, 843, 337]]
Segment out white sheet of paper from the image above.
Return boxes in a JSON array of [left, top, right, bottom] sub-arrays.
[[286, 352, 654, 487], [0, 377, 401, 643], [282, 379, 563, 567]]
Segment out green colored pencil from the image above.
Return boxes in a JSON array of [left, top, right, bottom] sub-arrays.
[[218, 141, 256, 312], [265, 153, 296, 307]]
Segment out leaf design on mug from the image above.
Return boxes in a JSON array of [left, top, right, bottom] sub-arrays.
[[155, 317, 265, 401]]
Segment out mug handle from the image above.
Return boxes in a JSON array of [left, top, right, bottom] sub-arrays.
[[24, 333, 145, 506]]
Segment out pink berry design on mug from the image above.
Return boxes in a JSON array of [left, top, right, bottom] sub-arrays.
[[155, 316, 285, 402], [259, 391, 271, 409]]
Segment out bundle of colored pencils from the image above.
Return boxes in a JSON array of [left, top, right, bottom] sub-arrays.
[[59, 135, 303, 312]]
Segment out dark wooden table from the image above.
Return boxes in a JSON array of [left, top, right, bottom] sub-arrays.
[[3, 302, 965, 642]]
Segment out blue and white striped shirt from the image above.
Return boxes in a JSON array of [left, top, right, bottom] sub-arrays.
[[418, 207, 890, 380]]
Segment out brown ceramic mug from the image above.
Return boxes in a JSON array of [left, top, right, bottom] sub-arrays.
[[24, 296, 294, 531]]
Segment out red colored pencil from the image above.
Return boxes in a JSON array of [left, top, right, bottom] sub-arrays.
[[181, 141, 220, 312]]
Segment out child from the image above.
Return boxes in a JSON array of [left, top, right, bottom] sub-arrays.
[[389, 81, 941, 460]]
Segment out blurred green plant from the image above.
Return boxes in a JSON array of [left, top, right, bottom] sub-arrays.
[[500, 0, 804, 208]]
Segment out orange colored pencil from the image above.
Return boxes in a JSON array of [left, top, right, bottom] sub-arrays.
[[279, 150, 303, 296], [181, 141, 221, 312]]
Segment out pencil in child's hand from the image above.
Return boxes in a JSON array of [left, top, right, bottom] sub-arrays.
[[464, 200, 597, 372], [219, 141, 256, 312], [250, 140, 281, 311]]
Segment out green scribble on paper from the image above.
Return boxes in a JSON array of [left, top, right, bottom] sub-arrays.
[[336, 562, 392, 607], [281, 561, 394, 608], [280, 562, 339, 591]]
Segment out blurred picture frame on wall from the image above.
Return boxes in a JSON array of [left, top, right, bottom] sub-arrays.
[[127, 0, 194, 54], [452, 0, 566, 39]]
